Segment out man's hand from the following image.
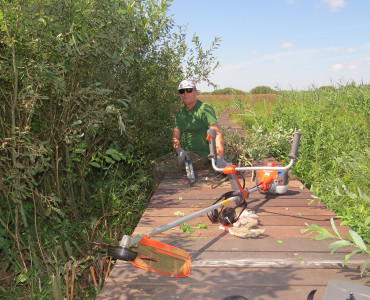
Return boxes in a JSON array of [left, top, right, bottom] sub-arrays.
[[216, 156, 227, 169], [176, 147, 189, 166]]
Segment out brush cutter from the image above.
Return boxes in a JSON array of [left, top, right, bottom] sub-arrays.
[[101, 130, 301, 277]]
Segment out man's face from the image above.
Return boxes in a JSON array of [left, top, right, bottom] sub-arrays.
[[179, 88, 198, 107]]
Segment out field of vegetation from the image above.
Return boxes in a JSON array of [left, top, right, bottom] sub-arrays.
[[199, 93, 278, 129], [202, 85, 370, 266]]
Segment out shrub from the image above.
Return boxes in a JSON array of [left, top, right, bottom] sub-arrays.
[[256, 84, 370, 240], [0, 0, 220, 298], [207, 87, 247, 95], [250, 85, 276, 94]]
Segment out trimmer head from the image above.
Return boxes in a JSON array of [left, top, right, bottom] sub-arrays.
[[131, 237, 191, 278], [107, 245, 138, 261], [91, 242, 138, 261], [104, 236, 191, 277]]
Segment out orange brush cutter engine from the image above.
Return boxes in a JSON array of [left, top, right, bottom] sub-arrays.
[[256, 162, 289, 194]]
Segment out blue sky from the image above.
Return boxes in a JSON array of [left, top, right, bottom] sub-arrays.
[[168, 0, 370, 92]]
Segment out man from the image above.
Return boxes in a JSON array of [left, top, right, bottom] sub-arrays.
[[172, 79, 227, 169]]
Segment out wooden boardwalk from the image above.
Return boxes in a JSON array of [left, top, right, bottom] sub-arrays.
[[97, 115, 369, 300]]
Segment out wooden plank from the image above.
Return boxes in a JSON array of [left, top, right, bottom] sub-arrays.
[[163, 176, 306, 188], [189, 251, 369, 269], [131, 225, 349, 239], [152, 186, 313, 196], [143, 236, 353, 253], [134, 214, 341, 227], [97, 266, 369, 300], [98, 285, 324, 300], [147, 197, 325, 209], [151, 183, 317, 196], [141, 206, 336, 217], [108, 265, 369, 286], [157, 177, 308, 190]]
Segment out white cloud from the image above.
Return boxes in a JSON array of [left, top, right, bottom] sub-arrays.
[[220, 44, 370, 74], [346, 57, 370, 71], [220, 48, 321, 72], [323, 0, 347, 11], [280, 42, 294, 48], [330, 64, 344, 71], [334, 48, 356, 53], [328, 57, 370, 72]]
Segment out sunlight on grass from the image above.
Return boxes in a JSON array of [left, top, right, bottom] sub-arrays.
[[198, 94, 278, 131]]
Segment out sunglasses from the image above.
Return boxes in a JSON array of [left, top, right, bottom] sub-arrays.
[[179, 88, 194, 94]]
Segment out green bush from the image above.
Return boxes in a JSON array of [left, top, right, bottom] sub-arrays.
[[250, 85, 276, 94], [201, 87, 247, 95], [0, 0, 220, 298], [256, 84, 370, 241], [318, 85, 336, 92]]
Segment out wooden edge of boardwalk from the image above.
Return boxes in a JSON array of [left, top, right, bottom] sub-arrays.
[[97, 115, 369, 300]]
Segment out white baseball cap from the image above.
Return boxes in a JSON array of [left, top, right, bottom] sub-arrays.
[[178, 79, 196, 90]]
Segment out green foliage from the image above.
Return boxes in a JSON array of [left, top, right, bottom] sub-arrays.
[[0, 0, 220, 298], [180, 223, 195, 234], [180, 222, 208, 234], [223, 83, 369, 276], [302, 218, 369, 277], [230, 94, 257, 129], [333, 185, 370, 243], [318, 85, 336, 92], [250, 85, 276, 94], [194, 222, 208, 229], [255, 83, 369, 241], [182, 34, 221, 90], [221, 125, 296, 167], [200, 92, 278, 132], [201, 87, 247, 95]]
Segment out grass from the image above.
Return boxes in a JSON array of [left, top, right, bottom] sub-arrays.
[[198, 93, 278, 131]]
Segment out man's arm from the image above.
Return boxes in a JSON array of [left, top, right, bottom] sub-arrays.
[[172, 128, 181, 151], [208, 123, 224, 157]]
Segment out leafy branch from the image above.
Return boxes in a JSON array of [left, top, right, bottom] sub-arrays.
[[302, 218, 370, 277]]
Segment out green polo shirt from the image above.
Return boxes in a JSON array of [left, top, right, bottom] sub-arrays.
[[174, 100, 217, 157]]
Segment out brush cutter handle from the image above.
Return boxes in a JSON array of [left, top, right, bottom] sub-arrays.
[[207, 128, 217, 159], [288, 132, 301, 162], [208, 130, 301, 173]]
